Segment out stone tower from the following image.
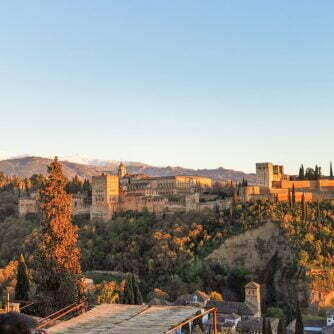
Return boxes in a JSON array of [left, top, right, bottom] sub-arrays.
[[90, 174, 120, 221], [256, 162, 274, 188], [256, 162, 285, 188], [245, 281, 261, 317], [118, 162, 127, 178]]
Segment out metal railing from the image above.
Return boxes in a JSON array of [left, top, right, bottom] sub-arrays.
[[36, 301, 86, 329], [165, 307, 218, 334]]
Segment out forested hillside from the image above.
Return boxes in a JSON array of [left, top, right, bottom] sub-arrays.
[[0, 187, 333, 316]]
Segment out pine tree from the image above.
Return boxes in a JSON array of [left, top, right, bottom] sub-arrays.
[[330, 162, 333, 178], [15, 254, 30, 301], [33, 157, 83, 314], [295, 301, 304, 334]]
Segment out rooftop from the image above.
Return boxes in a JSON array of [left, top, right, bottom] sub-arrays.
[[48, 304, 203, 334], [207, 300, 258, 316]]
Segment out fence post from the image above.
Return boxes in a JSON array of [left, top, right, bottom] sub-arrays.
[[213, 308, 218, 334]]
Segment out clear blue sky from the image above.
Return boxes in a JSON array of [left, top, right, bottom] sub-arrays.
[[1, 1, 333, 173]]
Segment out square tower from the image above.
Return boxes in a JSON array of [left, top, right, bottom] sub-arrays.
[[245, 281, 261, 317], [90, 174, 120, 220], [256, 163, 274, 188]]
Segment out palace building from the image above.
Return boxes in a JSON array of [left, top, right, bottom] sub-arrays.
[[18, 163, 214, 220], [90, 163, 212, 220], [240, 162, 334, 203]]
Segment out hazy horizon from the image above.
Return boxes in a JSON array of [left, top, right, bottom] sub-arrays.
[[1, 2, 334, 173], [1, 150, 334, 176]]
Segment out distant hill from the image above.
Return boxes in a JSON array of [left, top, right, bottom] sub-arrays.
[[0, 156, 256, 182]]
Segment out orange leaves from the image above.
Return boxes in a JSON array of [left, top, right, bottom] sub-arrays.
[[153, 231, 171, 240], [34, 158, 82, 312]]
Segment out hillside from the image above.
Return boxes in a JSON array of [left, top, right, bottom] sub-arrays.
[[0, 156, 255, 182], [206, 221, 334, 310]]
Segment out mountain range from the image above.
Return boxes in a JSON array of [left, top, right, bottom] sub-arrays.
[[0, 156, 255, 182]]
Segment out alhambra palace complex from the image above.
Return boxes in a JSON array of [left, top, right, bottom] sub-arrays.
[[18, 162, 334, 219], [90, 162, 212, 220], [241, 162, 334, 203]]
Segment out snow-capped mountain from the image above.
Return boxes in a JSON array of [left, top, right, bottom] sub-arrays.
[[0, 150, 19, 161], [0, 151, 119, 167], [59, 155, 119, 167]]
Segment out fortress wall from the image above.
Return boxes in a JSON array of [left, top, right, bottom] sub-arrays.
[[244, 186, 261, 195], [273, 191, 313, 202], [281, 180, 318, 189], [270, 188, 288, 195], [319, 179, 334, 189], [120, 196, 169, 213]]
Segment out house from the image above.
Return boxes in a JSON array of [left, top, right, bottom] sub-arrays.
[[327, 310, 334, 326], [323, 310, 334, 334], [174, 290, 210, 307], [207, 282, 279, 334], [236, 318, 279, 334], [207, 282, 262, 321], [287, 319, 326, 334], [220, 313, 241, 333]]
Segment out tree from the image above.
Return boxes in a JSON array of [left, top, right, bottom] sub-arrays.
[[121, 273, 143, 305], [305, 168, 315, 180], [277, 318, 286, 334], [295, 301, 304, 334], [96, 281, 119, 304], [262, 317, 267, 334], [298, 165, 305, 180], [15, 254, 30, 301], [292, 184, 296, 207], [266, 307, 285, 319], [209, 291, 224, 301], [267, 319, 273, 334], [33, 157, 83, 314], [314, 165, 322, 180], [301, 193, 306, 221], [330, 162, 333, 178]]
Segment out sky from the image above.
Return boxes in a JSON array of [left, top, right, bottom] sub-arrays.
[[1, 1, 334, 174]]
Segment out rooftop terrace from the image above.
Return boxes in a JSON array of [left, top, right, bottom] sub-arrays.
[[48, 304, 210, 334]]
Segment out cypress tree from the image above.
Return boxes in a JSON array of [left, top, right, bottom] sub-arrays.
[[33, 157, 83, 314], [277, 318, 286, 334], [121, 273, 142, 304], [262, 317, 267, 334], [267, 319, 273, 334], [292, 184, 296, 207], [132, 274, 143, 304], [122, 274, 135, 304], [298, 165, 305, 180], [288, 188, 292, 207], [301, 193, 306, 221], [330, 162, 333, 178], [295, 301, 304, 334], [15, 254, 30, 301]]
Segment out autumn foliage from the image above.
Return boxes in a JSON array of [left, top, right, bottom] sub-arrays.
[[33, 157, 82, 314]]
